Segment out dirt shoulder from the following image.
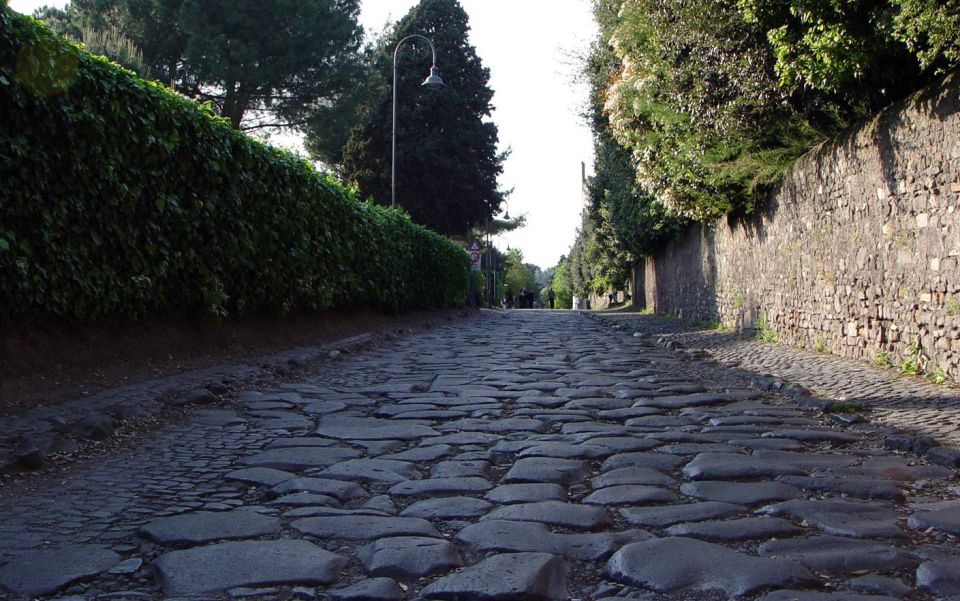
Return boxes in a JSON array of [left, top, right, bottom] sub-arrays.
[[1, 306, 476, 416]]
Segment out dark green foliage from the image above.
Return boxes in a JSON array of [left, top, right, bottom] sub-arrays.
[[600, 0, 960, 221], [0, 12, 467, 324], [341, 0, 506, 236]]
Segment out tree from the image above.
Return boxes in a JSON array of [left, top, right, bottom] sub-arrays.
[[340, 0, 507, 236], [40, 0, 366, 131]]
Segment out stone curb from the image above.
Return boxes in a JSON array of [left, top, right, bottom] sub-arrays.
[[0, 333, 378, 474], [590, 313, 960, 469]]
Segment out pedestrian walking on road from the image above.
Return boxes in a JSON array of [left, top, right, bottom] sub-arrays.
[[548, 289, 555, 309]]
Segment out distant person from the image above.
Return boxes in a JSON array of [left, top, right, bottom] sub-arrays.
[[608, 290, 616, 306], [548, 289, 555, 309], [505, 289, 514, 309], [520, 288, 528, 309]]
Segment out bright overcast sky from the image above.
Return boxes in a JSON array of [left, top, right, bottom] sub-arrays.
[[9, 0, 596, 269]]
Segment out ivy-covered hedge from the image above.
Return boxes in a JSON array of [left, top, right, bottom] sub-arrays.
[[0, 11, 468, 324]]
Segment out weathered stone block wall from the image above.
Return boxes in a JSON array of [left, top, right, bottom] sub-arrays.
[[646, 75, 960, 380]]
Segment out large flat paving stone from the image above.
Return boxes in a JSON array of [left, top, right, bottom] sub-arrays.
[[357, 537, 463, 579], [917, 558, 960, 596], [291, 516, 441, 540], [456, 519, 652, 560], [439, 418, 550, 433], [756, 592, 900, 601], [420, 552, 568, 601], [908, 506, 960, 535], [316, 417, 440, 440], [758, 536, 918, 574], [239, 446, 361, 471], [583, 485, 677, 506], [272, 477, 366, 501], [682, 452, 807, 480], [633, 392, 734, 409], [759, 499, 904, 539], [139, 510, 280, 545], [680, 480, 802, 505], [778, 476, 906, 501], [620, 502, 745, 528], [600, 452, 685, 473], [518, 442, 613, 459], [226, 467, 297, 487], [665, 516, 804, 541], [502, 457, 590, 485], [482, 501, 611, 529], [0, 545, 121, 596], [591, 467, 676, 488], [485, 483, 567, 504], [319, 459, 421, 484], [388, 477, 493, 497], [329, 577, 405, 601], [400, 496, 494, 519], [604, 537, 816, 596], [153, 539, 347, 594]]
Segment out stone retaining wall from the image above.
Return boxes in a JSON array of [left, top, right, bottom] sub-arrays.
[[644, 74, 960, 381]]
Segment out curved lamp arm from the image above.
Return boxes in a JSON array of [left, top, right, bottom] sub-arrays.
[[392, 34, 443, 208]]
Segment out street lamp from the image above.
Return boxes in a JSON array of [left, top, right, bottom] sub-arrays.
[[392, 34, 444, 208]]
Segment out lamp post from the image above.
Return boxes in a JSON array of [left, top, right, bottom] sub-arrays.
[[392, 34, 444, 209]]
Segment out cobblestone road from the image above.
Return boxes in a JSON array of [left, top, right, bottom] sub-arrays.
[[1, 311, 959, 600], [594, 312, 960, 447]]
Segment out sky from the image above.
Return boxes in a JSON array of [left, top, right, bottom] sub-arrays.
[[9, 0, 597, 269]]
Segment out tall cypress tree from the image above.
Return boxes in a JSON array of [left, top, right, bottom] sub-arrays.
[[340, 0, 505, 236]]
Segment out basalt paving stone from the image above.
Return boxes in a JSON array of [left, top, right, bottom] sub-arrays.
[[706, 415, 788, 427], [565, 398, 635, 410], [679, 481, 803, 505], [376, 404, 438, 416], [597, 407, 664, 420], [381, 445, 457, 462], [562, 423, 630, 435], [0, 545, 122, 596], [518, 442, 613, 459], [591, 467, 676, 488], [316, 417, 440, 440], [438, 418, 550, 433], [388, 477, 493, 497], [908, 506, 960, 535], [778, 476, 906, 501], [357, 536, 464, 579], [633, 393, 734, 409], [225, 467, 296, 487], [269, 492, 341, 507], [846, 575, 914, 597], [482, 501, 612, 529], [604, 537, 816, 596], [318, 459, 421, 484], [576, 436, 662, 452], [682, 453, 808, 480], [484, 483, 568, 504], [759, 499, 904, 539], [656, 443, 744, 455], [761, 429, 861, 443], [758, 536, 918, 574], [420, 432, 503, 446], [502, 457, 590, 485], [756, 591, 900, 601], [272, 477, 366, 501], [836, 457, 955, 481], [600, 452, 685, 473], [267, 437, 339, 448], [139, 510, 280, 545], [430, 460, 491, 478], [583, 485, 678, 506], [393, 410, 468, 420], [153, 539, 347, 594], [455, 519, 652, 560], [620, 502, 745, 528], [730, 438, 804, 451], [917, 558, 960, 596], [665, 516, 804, 541], [624, 416, 697, 428], [400, 496, 494, 519], [291, 516, 441, 540], [328, 577, 406, 601], [419, 552, 569, 601], [239, 446, 361, 471]]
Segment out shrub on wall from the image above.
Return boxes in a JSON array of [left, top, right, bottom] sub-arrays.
[[0, 11, 468, 324]]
